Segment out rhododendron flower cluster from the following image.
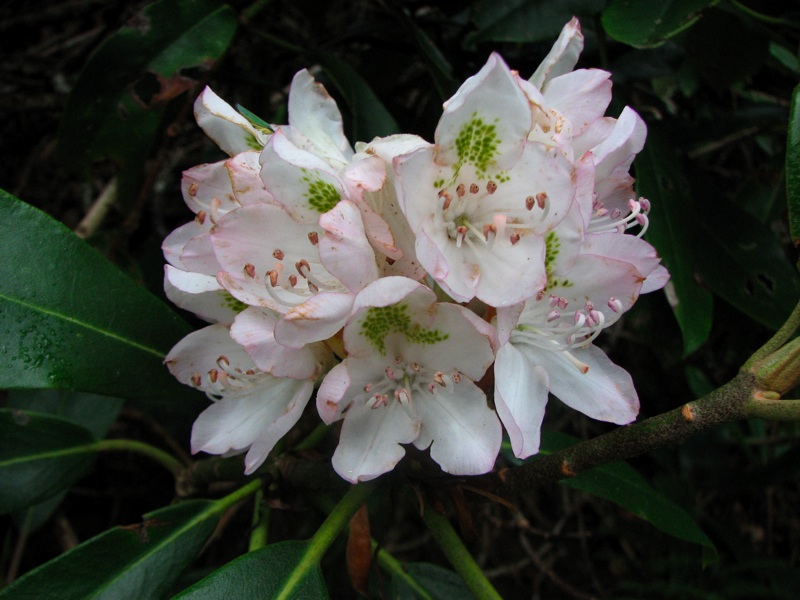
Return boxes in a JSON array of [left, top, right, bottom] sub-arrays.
[[164, 18, 668, 483]]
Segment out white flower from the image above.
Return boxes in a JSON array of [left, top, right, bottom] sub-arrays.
[[317, 277, 500, 482]]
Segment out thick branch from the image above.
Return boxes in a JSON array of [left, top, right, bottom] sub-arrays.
[[486, 371, 758, 495]]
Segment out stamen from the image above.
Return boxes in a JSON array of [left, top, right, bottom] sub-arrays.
[[385, 367, 396, 380], [442, 193, 453, 211], [288, 274, 297, 287], [456, 225, 467, 248], [525, 196, 535, 211], [307, 231, 319, 245], [244, 263, 256, 278], [267, 270, 278, 286], [469, 183, 479, 194], [272, 249, 284, 260], [208, 368, 219, 383], [608, 297, 622, 313], [510, 232, 520, 245], [195, 210, 207, 225], [295, 259, 311, 276], [191, 373, 202, 387], [487, 181, 497, 194], [188, 182, 199, 197], [546, 309, 560, 322], [536, 192, 548, 209], [456, 183, 466, 197]]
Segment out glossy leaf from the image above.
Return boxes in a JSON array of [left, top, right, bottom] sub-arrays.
[[539, 432, 717, 562], [694, 196, 800, 330], [0, 189, 195, 400], [636, 128, 713, 354], [788, 83, 800, 249], [0, 409, 96, 515], [393, 563, 476, 600], [470, 0, 605, 43], [8, 390, 123, 531], [602, 0, 715, 48], [58, 0, 237, 203], [173, 541, 328, 599], [312, 52, 399, 142], [0, 500, 219, 600]]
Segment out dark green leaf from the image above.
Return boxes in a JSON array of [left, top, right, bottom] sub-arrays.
[[0, 500, 219, 600], [58, 0, 237, 203], [173, 541, 328, 599], [0, 189, 195, 400], [312, 53, 399, 142], [7, 389, 123, 531], [636, 127, 713, 354], [0, 409, 96, 515], [470, 0, 605, 44], [693, 196, 800, 330], [788, 83, 800, 250], [540, 432, 718, 563], [394, 563, 476, 600], [602, 0, 715, 48]]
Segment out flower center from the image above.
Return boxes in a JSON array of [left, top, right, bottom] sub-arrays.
[[589, 197, 650, 237], [361, 355, 463, 415], [510, 292, 624, 373], [190, 354, 262, 400], [436, 179, 550, 252]]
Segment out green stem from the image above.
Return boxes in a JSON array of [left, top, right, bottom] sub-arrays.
[[729, 0, 800, 29], [93, 439, 183, 476], [213, 478, 263, 515], [240, 0, 272, 24], [373, 540, 433, 600], [422, 508, 502, 600], [274, 482, 376, 600], [744, 299, 800, 368], [745, 398, 800, 421], [294, 423, 330, 451], [249, 488, 270, 552]]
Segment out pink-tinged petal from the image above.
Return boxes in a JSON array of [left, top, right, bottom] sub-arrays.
[[231, 307, 319, 379], [341, 154, 386, 194], [394, 145, 441, 234], [494, 343, 549, 458], [287, 69, 352, 163], [436, 53, 532, 173], [641, 265, 670, 294], [164, 266, 240, 325], [316, 361, 353, 423], [573, 116, 617, 158], [546, 253, 644, 320], [318, 200, 379, 293], [411, 303, 495, 381], [226, 151, 277, 206], [529, 17, 584, 89], [191, 378, 313, 467], [413, 379, 501, 475], [542, 69, 612, 135], [535, 344, 639, 424], [211, 203, 330, 312], [260, 129, 346, 222], [180, 232, 221, 276], [590, 107, 647, 184], [243, 379, 315, 474], [182, 160, 239, 217], [275, 292, 355, 349], [581, 232, 667, 294], [165, 324, 254, 388], [495, 303, 525, 347], [354, 200, 401, 261], [194, 87, 267, 156], [472, 232, 547, 307], [163, 221, 202, 269]]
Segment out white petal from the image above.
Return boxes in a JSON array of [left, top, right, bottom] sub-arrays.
[[194, 87, 267, 156], [332, 398, 420, 483], [536, 344, 639, 424], [164, 266, 239, 325], [287, 69, 352, 163], [275, 292, 355, 348], [413, 380, 501, 476], [494, 343, 549, 458], [318, 200, 378, 293], [231, 307, 319, 379], [529, 17, 584, 89]]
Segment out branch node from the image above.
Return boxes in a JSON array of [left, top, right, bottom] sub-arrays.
[[681, 403, 696, 422], [754, 390, 781, 400], [560, 460, 576, 478]]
